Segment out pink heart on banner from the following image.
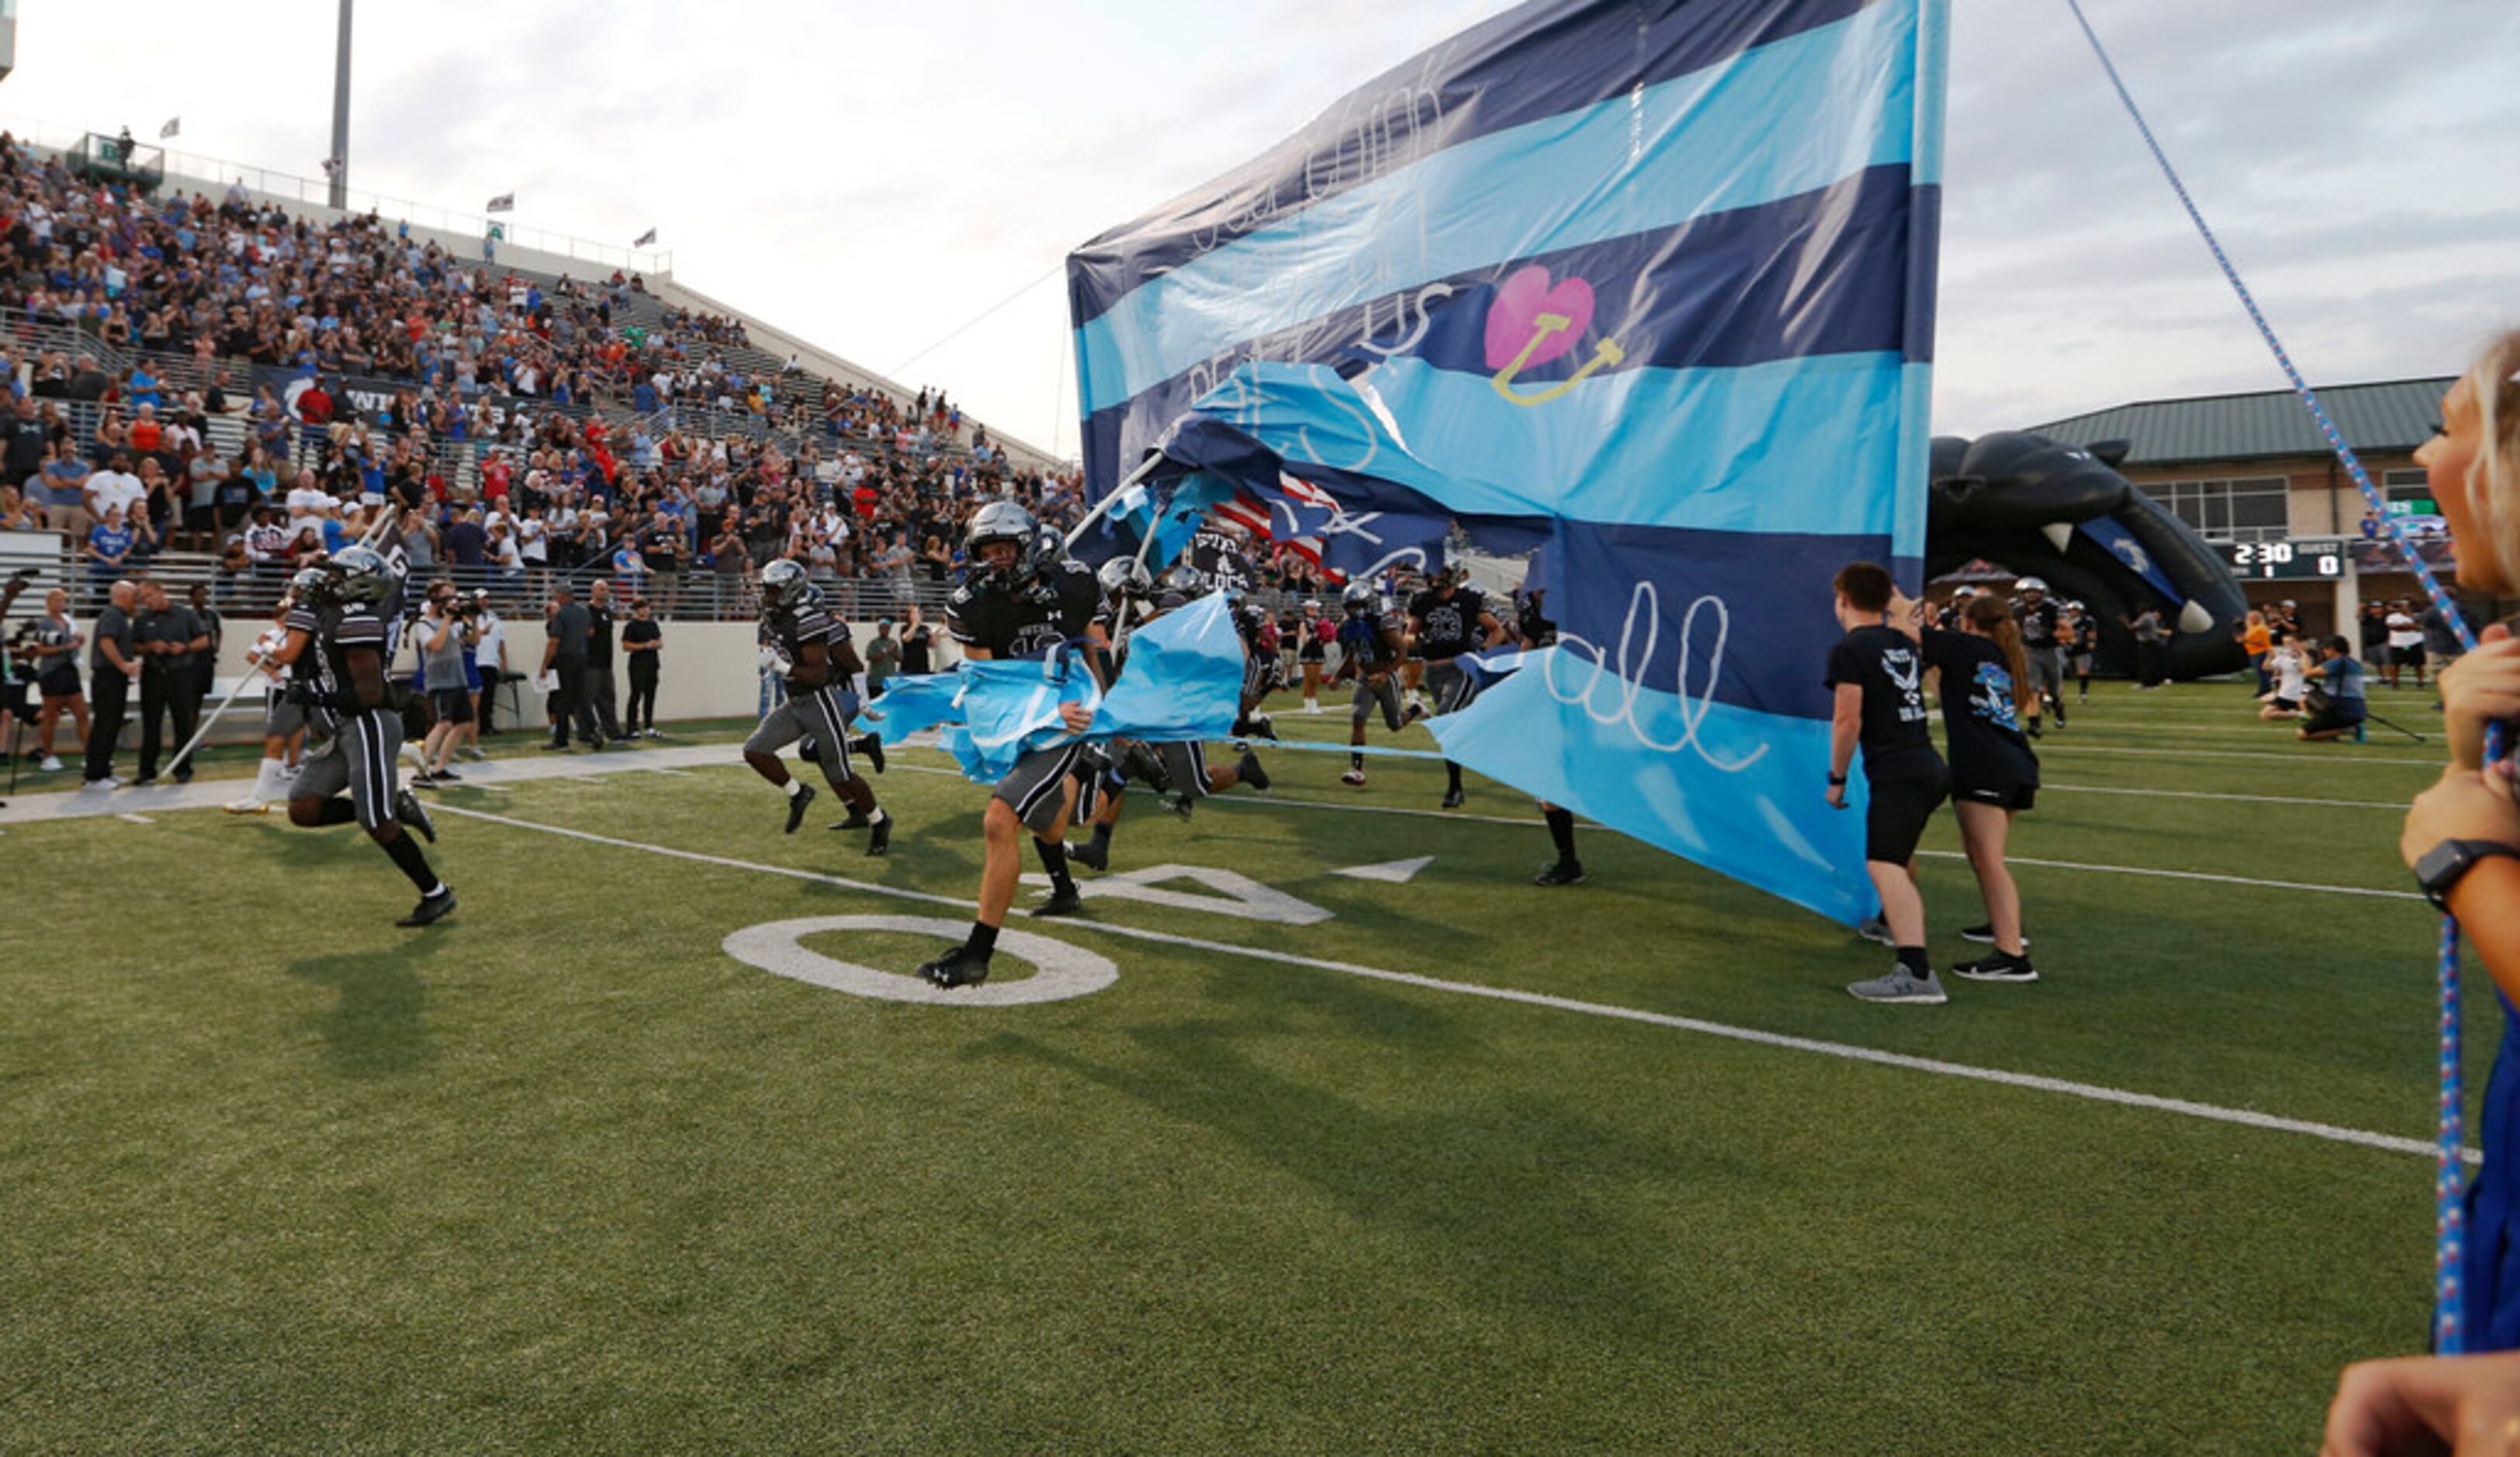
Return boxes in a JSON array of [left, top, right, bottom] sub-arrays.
[[1483, 265, 1596, 372]]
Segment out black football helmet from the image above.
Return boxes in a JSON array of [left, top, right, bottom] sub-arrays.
[[759, 558, 813, 618], [1098, 556, 1154, 601], [327, 545, 395, 607], [965, 500, 1047, 590], [1341, 580, 1379, 616]]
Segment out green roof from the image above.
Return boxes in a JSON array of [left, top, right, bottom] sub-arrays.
[[2027, 377, 2452, 466]]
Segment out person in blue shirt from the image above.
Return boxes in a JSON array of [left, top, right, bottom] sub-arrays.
[[2297, 635, 2369, 742], [126, 365, 161, 410], [86, 507, 134, 602]]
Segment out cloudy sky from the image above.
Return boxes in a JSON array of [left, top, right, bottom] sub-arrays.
[[12, 1, 2515, 457]]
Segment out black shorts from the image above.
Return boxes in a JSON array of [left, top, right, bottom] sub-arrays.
[[1954, 780, 2037, 812], [2304, 701, 2366, 735], [1864, 761, 1948, 864], [2, 677, 29, 719], [429, 687, 474, 725], [2393, 644, 2425, 666], [39, 664, 80, 699]]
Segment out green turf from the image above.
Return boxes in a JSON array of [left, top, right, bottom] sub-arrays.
[[0, 681, 2473, 1452]]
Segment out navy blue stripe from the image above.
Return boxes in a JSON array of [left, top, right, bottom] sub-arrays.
[[1083, 165, 1924, 493], [1530, 523, 1910, 722], [1068, 0, 1884, 327]]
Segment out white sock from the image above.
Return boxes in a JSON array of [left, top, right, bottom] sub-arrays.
[[252, 759, 281, 802], [784, 779, 804, 798]]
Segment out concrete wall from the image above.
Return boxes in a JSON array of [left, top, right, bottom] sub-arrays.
[[189, 618, 929, 745]]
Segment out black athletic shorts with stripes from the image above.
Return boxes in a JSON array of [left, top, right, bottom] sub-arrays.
[[292, 708, 404, 832], [745, 684, 860, 786], [995, 741, 1084, 837]]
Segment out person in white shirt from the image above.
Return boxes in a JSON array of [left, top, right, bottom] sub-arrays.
[[2383, 600, 2426, 690], [284, 469, 335, 540], [2259, 642, 2309, 720], [83, 449, 145, 523]]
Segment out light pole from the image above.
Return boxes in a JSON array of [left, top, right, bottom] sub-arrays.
[[327, 0, 352, 209]]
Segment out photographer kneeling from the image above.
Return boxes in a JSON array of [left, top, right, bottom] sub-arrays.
[[2297, 636, 2369, 743]]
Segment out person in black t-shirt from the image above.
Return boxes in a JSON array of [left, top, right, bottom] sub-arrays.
[[1824, 562, 1948, 1005], [918, 502, 1111, 991], [1919, 593, 2041, 983], [621, 598, 663, 736], [1407, 567, 1505, 810]]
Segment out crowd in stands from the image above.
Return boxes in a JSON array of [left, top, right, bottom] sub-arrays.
[[0, 130, 1103, 612]]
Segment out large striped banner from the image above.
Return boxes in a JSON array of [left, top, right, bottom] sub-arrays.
[[1068, 0, 1949, 922]]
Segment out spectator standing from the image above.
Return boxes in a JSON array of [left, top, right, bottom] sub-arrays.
[[2124, 604, 2169, 689], [1824, 562, 1947, 1005], [1919, 594, 2041, 981], [26, 587, 86, 771], [82, 580, 140, 787], [583, 579, 624, 743], [900, 604, 934, 675], [864, 618, 900, 700], [2386, 598, 2426, 689], [185, 584, 223, 750], [414, 581, 477, 784], [471, 597, 509, 740], [2421, 601, 2468, 691], [132, 580, 209, 784], [621, 597, 663, 737], [85, 506, 134, 606], [539, 583, 603, 750]]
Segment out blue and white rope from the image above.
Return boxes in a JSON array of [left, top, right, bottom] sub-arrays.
[[2064, 0, 2503, 1351]]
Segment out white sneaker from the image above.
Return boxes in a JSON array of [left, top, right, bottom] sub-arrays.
[[458, 746, 490, 762], [82, 776, 123, 791], [38, 755, 62, 772], [223, 796, 269, 815], [1341, 768, 1367, 787]]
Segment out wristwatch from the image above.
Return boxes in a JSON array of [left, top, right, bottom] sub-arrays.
[[2413, 839, 2520, 911]]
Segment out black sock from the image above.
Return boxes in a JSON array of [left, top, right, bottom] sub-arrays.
[[1446, 762, 1463, 793], [1034, 837, 1072, 890], [1896, 946, 1930, 976], [1544, 806, 1577, 860], [1091, 823, 1112, 852], [1351, 750, 1364, 771], [315, 797, 357, 826], [379, 829, 440, 895], [963, 921, 999, 958]]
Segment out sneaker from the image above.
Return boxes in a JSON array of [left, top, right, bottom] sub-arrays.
[[1951, 953, 2039, 984], [542, 739, 570, 752], [1341, 767, 1368, 787], [783, 782, 817, 834], [829, 813, 873, 831], [396, 886, 458, 928], [1032, 882, 1085, 918], [1847, 966, 1947, 1005], [918, 946, 991, 989], [393, 788, 438, 844], [854, 733, 886, 775], [39, 755, 63, 772], [1958, 923, 2031, 948], [865, 813, 891, 857], [1244, 714, 1276, 742], [130, 774, 160, 787], [83, 775, 123, 791], [1855, 915, 1895, 947], [2024, 722, 2043, 739], [646, 728, 665, 739], [1068, 837, 1109, 873], [1168, 792, 1196, 821], [1533, 860, 1587, 887], [431, 766, 462, 781], [1441, 787, 1465, 810], [223, 796, 270, 815], [458, 746, 490, 762], [1234, 750, 1270, 792]]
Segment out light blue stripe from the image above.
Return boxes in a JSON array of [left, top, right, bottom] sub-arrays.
[[1911, 0, 1951, 189], [1077, 2, 1920, 414], [1892, 360, 1933, 566], [1428, 657, 1874, 924], [1355, 353, 1910, 536]]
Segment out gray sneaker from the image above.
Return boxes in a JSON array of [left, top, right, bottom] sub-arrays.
[[1856, 915, 1895, 947], [1847, 966, 1947, 1005]]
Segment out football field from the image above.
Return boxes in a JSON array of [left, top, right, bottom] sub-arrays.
[[0, 682, 2470, 1452]]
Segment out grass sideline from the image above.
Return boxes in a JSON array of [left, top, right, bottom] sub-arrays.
[[0, 680, 2471, 1452]]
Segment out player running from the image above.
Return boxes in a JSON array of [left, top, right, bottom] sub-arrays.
[[1407, 563, 1506, 809], [917, 503, 1112, 990], [1334, 580, 1422, 787], [268, 548, 455, 927], [742, 558, 891, 856]]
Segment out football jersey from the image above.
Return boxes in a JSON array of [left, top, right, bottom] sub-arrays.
[[769, 603, 851, 666], [1408, 587, 1489, 660], [2015, 598, 2062, 649], [1337, 611, 1404, 671], [946, 559, 1107, 661], [287, 602, 389, 732]]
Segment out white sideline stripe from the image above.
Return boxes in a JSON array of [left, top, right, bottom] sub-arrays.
[[115, 812, 154, 825], [2034, 743, 2441, 767], [645, 767, 698, 777], [431, 802, 2473, 1167], [2041, 783, 2402, 811]]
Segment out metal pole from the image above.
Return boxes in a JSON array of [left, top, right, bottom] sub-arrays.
[[327, 0, 352, 210], [1060, 450, 1167, 552]]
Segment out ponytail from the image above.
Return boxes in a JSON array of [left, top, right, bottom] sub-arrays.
[[1963, 593, 2036, 715]]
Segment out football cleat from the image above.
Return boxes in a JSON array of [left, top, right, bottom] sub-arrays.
[[393, 788, 438, 843], [1234, 751, 1270, 792], [866, 814, 891, 857], [830, 814, 873, 830], [853, 733, 886, 774], [783, 782, 818, 834], [1532, 860, 1587, 887], [1032, 882, 1085, 917], [919, 946, 991, 989], [1341, 768, 1367, 787], [396, 886, 458, 928], [1440, 787, 1465, 810], [1068, 837, 1109, 872]]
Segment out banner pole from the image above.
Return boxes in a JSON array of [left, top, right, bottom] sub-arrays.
[[1061, 451, 1166, 552]]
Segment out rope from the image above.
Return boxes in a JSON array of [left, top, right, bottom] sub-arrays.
[[2063, 0, 2504, 1352]]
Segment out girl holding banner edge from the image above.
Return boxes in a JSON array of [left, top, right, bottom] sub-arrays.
[[2327, 335, 2520, 1452]]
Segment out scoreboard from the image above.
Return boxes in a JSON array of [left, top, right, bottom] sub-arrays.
[[2215, 538, 2344, 581]]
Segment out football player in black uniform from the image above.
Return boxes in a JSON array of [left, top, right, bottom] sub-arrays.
[[2011, 576, 2066, 735], [1333, 580, 1421, 787], [1514, 587, 1587, 887], [743, 559, 891, 855], [267, 549, 455, 927], [1407, 564, 1506, 809], [917, 503, 1112, 990]]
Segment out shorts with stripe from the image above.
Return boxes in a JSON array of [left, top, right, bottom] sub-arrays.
[[995, 741, 1083, 837], [745, 685, 860, 785], [1424, 658, 1479, 715], [292, 709, 403, 832], [263, 686, 306, 738], [1351, 675, 1404, 729], [1158, 741, 1209, 801]]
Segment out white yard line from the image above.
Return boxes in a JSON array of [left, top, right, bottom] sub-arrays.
[[432, 801, 2471, 1167], [114, 812, 154, 825]]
